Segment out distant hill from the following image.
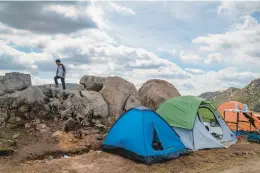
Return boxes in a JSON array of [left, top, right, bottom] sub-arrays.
[[199, 87, 239, 106], [199, 79, 260, 112]]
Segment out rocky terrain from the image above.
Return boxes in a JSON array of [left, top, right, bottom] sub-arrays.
[[199, 78, 260, 111], [1, 137, 260, 173], [0, 72, 179, 161], [1, 72, 260, 173]]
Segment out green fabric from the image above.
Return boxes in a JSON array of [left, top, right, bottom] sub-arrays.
[[198, 108, 215, 123], [157, 96, 206, 129]]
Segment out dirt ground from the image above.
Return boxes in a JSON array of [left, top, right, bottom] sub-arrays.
[[1, 137, 260, 173]]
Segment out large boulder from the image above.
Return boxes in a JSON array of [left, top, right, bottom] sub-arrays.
[[62, 90, 108, 127], [12, 86, 45, 107], [124, 95, 141, 111], [79, 75, 105, 92], [138, 79, 181, 110], [37, 84, 64, 99], [3, 72, 31, 92], [100, 76, 140, 124], [80, 91, 108, 119]]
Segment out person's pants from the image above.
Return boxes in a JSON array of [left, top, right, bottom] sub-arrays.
[[54, 76, 66, 90]]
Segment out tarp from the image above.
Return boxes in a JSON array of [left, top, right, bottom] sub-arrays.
[[218, 101, 260, 131], [157, 96, 206, 129], [247, 132, 260, 143]]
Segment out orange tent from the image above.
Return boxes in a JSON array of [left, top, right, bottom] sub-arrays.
[[218, 101, 260, 131]]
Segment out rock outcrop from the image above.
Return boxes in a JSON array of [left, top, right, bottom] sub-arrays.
[[3, 72, 31, 93], [0, 72, 31, 96], [0, 73, 141, 133], [100, 76, 141, 124], [79, 75, 105, 92], [0, 72, 142, 158], [138, 79, 181, 110], [0, 73, 37, 126], [61, 90, 108, 131]]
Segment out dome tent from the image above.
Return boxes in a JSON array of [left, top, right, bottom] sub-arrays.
[[102, 106, 189, 165], [157, 96, 237, 151]]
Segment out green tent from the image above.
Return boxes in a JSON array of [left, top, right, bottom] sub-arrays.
[[156, 96, 218, 129], [156, 96, 237, 150]]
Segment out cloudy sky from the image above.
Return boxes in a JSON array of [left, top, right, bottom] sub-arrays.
[[0, 1, 260, 95]]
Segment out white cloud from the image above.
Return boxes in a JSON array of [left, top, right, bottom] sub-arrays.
[[158, 48, 176, 56], [231, 15, 258, 31], [178, 67, 259, 95], [164, 1, 210, 20], [205, 53, 224, 64], [87, 3, 108, 29], [218, 1, 260, 16], [192, 14, 260, 67], [109, 2, 136, 16], [185, 68, 205, 74], [193, 15, 260, 52], [179, 51, 202, 63]]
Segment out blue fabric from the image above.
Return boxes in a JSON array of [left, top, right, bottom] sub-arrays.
[[103, 107, 187, 159], [232, 130, 249, 136], [247, 132, 260, 143]]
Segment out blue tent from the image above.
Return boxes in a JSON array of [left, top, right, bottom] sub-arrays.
[[102, 106, 189, 165]]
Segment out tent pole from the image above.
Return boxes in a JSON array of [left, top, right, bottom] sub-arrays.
[[250, 112, 252, 131], [236, 112, 239, 136]]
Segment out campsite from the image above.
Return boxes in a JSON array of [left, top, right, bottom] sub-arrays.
[[1, 1, 260, 173], [1, 73, 260, 173]]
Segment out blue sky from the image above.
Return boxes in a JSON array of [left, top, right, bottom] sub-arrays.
[[0, 1, 260, 95]]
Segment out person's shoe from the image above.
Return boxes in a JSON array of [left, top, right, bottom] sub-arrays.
[[55, 85, 59, 88]]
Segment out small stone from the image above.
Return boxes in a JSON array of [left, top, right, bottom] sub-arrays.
[[36, 124, 49, 133], [15, 117, 22, 123], [82, 130, 91, 136], [85, 143, 91, 147], [76, 114, 85, 121], [82, 119, 91, 127], [36, 124, 47, 130], [35, 119, 41, 124], [25, 123, 31, 128], [7, 140, 16, 146], [63, 118, 81, 132], [12, 134, 20, 139], [96, 135, 103, 140], [39, 129, 48, 133], [90, 129, 100, 134], [95, 123, 105, 128], [53, 117, 59, 122], [48, 156, 54, 160]]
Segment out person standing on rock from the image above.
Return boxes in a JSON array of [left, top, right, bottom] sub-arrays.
[[54, 59, 66, 90]]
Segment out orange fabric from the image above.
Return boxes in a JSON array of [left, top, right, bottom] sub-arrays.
[[218, 101, 260, 131]]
